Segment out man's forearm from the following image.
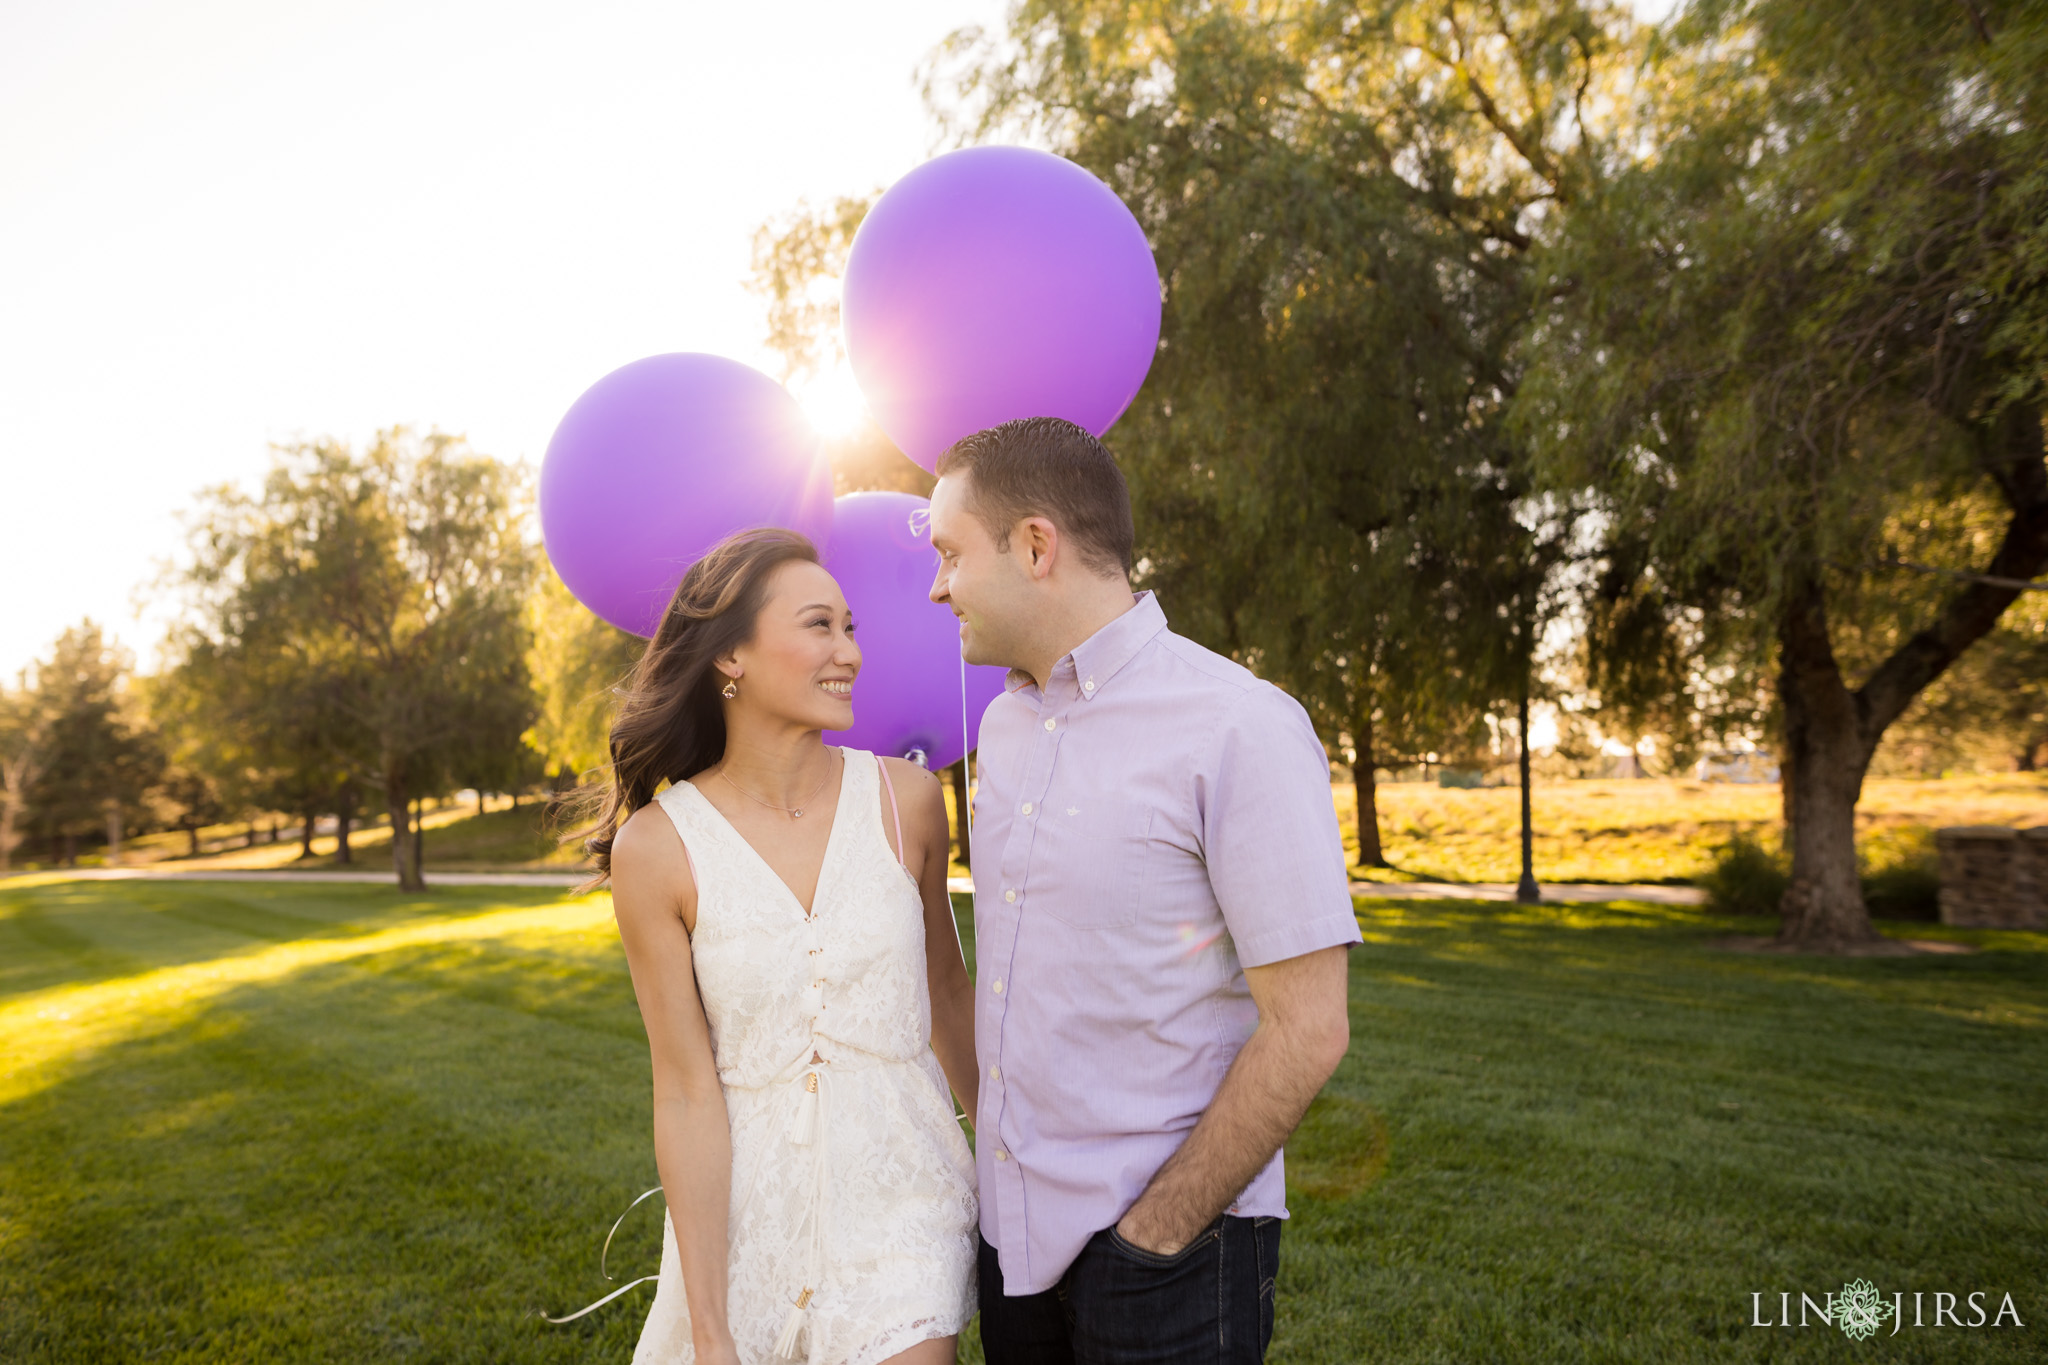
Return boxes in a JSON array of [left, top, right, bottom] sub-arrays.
[[1116, 1019, 1331, 1252]]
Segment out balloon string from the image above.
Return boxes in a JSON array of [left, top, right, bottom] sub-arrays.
[[538, 1274, 661, 1325], [960, 649, 975, 881], [540, 1184, 666, 1325], [601, 1184, 666, 1280]]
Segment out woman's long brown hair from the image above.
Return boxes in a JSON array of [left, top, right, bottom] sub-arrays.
[[563, 527, 821, 887]]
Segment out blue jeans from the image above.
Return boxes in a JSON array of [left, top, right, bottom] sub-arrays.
[[978, 1216, 1281, 1364]]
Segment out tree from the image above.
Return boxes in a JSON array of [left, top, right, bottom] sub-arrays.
[[0, 672, 55, 872], [1520, 0, 2048, 947], [524, 559, 642, 786], [12, 624, 163, 867], [174, 430, 537, 889], [149, 762, 227, 859], [927, 0, 1598, 873]]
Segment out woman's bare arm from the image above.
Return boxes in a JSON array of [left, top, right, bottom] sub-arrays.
[[884, 758, 979, 1126], [609, 801, 738, 1364]]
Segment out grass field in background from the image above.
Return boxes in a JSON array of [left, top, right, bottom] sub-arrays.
[[31, 773, 2045, 887], [4, 877, 2042, 1362], [39, 800, 586, 875], [1336, 773, 2048, 883]]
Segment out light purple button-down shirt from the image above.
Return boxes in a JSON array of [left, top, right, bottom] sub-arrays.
[[971, 590, 1362, 1295]]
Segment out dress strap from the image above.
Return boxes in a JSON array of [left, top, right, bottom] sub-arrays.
[[874, 753, 907, 869], [649, 785, 703, 897]]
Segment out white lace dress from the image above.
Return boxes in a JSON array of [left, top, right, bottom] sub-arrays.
[[632, 748, 978, 1365]]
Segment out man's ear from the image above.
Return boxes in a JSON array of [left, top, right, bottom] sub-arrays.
[[1018, 516, 1058, 580]]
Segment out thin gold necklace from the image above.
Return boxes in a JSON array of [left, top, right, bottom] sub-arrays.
[[718, 748, 840, 819]]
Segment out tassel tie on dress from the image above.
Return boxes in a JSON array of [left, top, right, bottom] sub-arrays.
[[774, 1055, 835, 1360]]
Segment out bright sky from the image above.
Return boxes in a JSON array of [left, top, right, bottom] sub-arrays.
[[0, 0, 1003, 679]]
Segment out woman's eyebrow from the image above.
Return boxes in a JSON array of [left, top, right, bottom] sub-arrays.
[[796, 602, 836, 614]]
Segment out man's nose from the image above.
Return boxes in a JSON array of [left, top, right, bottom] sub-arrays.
[[928, 565, 949, 605]]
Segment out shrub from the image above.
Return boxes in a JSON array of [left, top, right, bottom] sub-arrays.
[[1697, 825, 1943, 920], [1860, 824, 1941, 921], [1698, 832, 1790, 915]]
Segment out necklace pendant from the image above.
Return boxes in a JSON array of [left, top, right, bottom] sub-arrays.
[[791, 809, 804, 818]]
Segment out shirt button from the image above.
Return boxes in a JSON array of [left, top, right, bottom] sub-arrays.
[[1004, 889, 1016, 903], [995, 1149, 1008, 1162], [1043, 718, 1056, 731], [1020, 802, 1033, 815], [989, 1065, 1001, 1080], [991, 978, 1003, 993], [1084, 680, 1096, 692]]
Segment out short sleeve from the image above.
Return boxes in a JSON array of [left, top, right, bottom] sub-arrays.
[[1200, 684, 1363, 968]]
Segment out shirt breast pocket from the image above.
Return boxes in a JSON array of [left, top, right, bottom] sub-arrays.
[[1035, 798, 1152, 930]]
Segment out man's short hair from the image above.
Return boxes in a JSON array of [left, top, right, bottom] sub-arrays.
[[933, 417, 1134, 578]]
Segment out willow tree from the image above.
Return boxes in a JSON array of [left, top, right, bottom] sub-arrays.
[[926, 0, 1615, 871], [1520, 0, 2048, 948]]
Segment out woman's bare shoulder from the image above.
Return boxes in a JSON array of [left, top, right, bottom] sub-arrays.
[[877, 755, 944, 795], [876, 756, 948, 849], [610, 798, 697, 904]]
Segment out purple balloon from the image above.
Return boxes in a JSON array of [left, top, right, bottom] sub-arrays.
[[823, 491, 1008, 769], [842, 146, 1162, 471], [540, 353, 833, 637]]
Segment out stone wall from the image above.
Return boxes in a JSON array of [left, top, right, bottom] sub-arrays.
[[1937, 826, 2048, 929]]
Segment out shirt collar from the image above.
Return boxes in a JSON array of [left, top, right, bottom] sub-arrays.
[[1002, 590, 1166, 701]]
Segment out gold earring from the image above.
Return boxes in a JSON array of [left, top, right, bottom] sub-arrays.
[[721, 678, 738, 700]]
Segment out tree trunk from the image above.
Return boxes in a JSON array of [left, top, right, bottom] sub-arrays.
[[182, 819, 199, 858], [413, 797, 425, 874], [105, 802, 123, 868], [948, 759, 972, 871], [62, 832, 76, 867], [1353, 710, 1388, 868], [336, 787, 356, 865], [476, 789, 486, 818], [1774, 580, 1883, 949], [244, 823, 257, 848], [387, 761, 424, 890]]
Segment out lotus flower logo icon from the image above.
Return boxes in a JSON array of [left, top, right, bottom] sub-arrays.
[[1834, 1280, 1895, 1341]]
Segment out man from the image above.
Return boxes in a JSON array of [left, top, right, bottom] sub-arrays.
[[926, 417, 1361, 1363]]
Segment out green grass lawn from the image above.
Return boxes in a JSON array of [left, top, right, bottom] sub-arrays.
[[2, 879, 2042, 1362]]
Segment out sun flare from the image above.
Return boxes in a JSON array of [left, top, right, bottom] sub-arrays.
[[791, 363, 872, 441]]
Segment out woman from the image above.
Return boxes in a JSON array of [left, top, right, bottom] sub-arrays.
[[582, 527, 978, 1364]]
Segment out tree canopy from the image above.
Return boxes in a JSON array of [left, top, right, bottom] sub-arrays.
[[166, 429, 538, 888]]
